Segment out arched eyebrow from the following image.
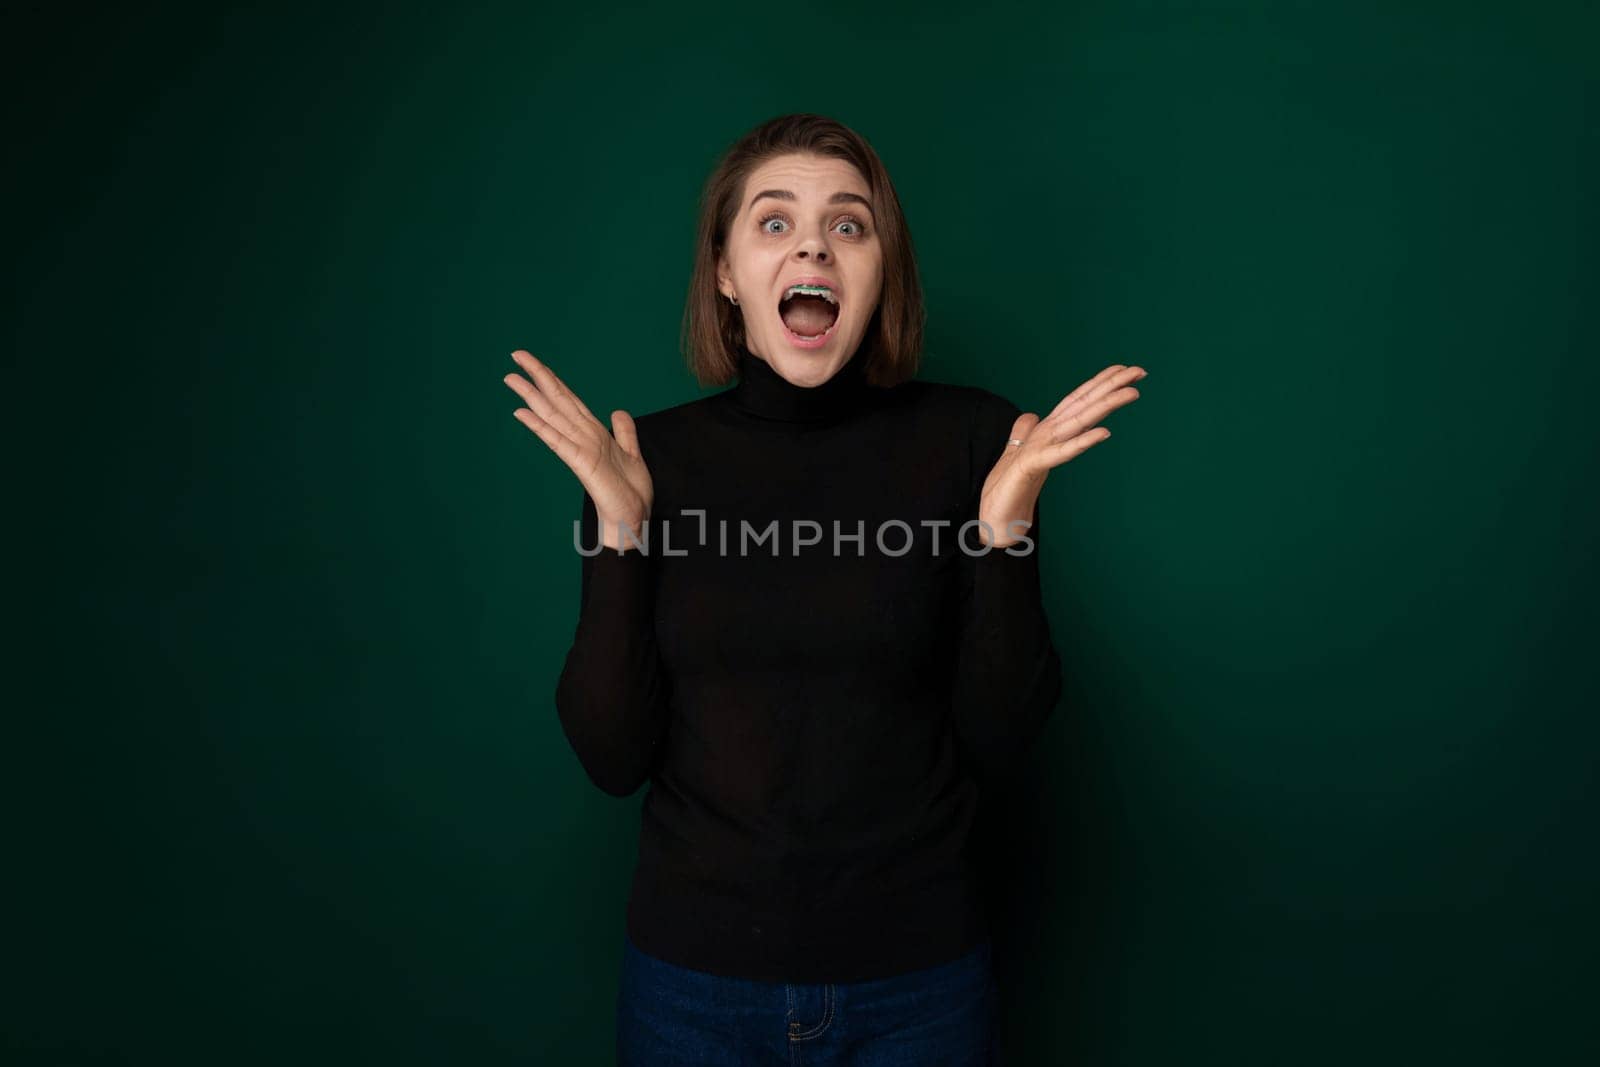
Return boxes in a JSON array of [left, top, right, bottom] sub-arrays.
[[747, 189, 874, 215]]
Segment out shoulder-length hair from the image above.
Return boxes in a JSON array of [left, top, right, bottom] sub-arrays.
[[680, 113, 925, 389]]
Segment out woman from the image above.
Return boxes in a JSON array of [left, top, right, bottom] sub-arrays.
[[504, 113, 1144, 1065]]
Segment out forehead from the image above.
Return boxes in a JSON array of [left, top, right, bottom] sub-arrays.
[[742, 153, 870, 202]]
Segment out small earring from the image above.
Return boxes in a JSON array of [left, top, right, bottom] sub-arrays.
[[729, 294, 739, 306]]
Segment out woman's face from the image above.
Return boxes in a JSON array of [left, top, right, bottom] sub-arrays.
[[717, 153, 883, 387]]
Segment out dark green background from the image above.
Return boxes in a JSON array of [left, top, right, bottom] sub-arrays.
[[8, 2, 1596, 1063]]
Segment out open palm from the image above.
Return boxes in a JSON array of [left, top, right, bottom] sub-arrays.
[[979, 363, 1147, 545], [504, 349, 653, 549]]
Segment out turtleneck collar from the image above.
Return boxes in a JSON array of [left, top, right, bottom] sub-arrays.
[[727, 343, 872, 424]]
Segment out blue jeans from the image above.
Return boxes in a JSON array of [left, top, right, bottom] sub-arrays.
[[616, 933, 1000, 1065]]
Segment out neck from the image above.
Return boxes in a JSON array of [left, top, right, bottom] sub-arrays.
[[728, 344, 872, 425]]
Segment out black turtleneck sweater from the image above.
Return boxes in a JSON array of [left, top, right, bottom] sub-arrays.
[[554, 344, 1063, 984]]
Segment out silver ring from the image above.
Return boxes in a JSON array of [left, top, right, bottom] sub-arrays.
[[1007, 438, 1024, 447]]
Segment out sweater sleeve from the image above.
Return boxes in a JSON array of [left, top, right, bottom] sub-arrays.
[[950, 392, 1066, 786], [552, 487, 673, 797]]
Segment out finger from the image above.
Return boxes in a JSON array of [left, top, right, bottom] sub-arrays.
[[508, 351, 580, 435], [519, 350, 605, 430], [1045, 364, 1146, 423], [511, 351, 598, 435], [1043, 365, 1141, 424], [1047, 384, 1141, 443], [1037, 426, 1112, 468], [503, 370, 584, 446], [1008, 412, 1041, 444], [611, 410, 642, 460], [512, 407, 590, 474], [1042, 364, 1126, 421], [567, 384, 603, 428]]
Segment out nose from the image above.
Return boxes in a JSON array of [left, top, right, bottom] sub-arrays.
[[793, 227, 830, 263]]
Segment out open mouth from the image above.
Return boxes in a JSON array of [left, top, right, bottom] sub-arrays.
[[778, 284, 841, 345]]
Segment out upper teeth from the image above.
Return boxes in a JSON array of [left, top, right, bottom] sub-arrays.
[[784, 284, 837, 304]]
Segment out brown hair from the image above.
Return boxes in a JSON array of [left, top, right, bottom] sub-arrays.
[[680, 113, 925, 389]]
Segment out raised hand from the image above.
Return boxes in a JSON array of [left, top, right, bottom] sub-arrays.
[[978, 363, 1147, 547], [504, 350, 654, 551]]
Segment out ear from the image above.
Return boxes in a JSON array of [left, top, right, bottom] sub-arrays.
[[716, 252, 731, 299]]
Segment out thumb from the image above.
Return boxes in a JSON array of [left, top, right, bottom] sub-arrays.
[[611, 410, 642, 459]]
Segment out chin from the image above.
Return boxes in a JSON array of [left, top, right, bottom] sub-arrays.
[[767, 347, 838, 383]]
